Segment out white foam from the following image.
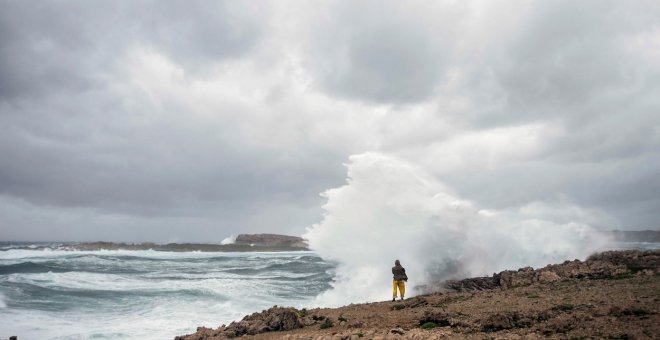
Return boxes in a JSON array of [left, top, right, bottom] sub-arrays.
[[0, 248, 312, 261], [221, 235, 237, 245], [0, 250, 326, 339], [304, 153, 612, 307]]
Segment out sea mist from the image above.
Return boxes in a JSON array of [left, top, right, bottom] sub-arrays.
[[304, 153, 611, 307]]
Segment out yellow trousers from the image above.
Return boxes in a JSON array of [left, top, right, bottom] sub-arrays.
[[393, 280, 405, 298]]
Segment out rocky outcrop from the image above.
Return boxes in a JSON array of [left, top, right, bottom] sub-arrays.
[[175, 307, 302, 339], [234, 234, 307, 248], [446, 250, 659, 291], [445, 274, 501, 291]]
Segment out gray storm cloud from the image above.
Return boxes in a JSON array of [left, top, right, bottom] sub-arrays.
[[0, 0, 658, 241]]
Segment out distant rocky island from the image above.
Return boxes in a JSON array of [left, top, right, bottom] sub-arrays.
[[24, 234, 309, 252], [234, 233, 308, 248], [605, 229, 660, 243]]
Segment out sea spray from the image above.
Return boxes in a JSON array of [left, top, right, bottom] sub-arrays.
[[304, 153, 612, 307]]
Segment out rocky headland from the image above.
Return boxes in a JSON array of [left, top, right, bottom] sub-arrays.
[[605, 229, 660, 243], [176, 250, 659, 339], [234, 233, 308, 248]]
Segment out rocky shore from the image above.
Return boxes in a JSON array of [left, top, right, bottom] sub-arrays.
[[176, 250, 659, 339]]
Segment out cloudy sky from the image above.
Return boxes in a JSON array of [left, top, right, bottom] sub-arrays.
[[1, 0, 658, 242]]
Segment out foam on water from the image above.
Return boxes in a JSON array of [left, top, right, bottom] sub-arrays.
[[304, 153, 613, 306], [0, 249, 334, 339]]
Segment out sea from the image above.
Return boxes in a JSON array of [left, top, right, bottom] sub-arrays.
[[0, 243, 335, 340], [1, 241, 658, 340]]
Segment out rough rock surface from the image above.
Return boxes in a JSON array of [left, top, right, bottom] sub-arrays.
[[176, 250, 659, 339], [175, 307, 302, 339], [446, 249, 659, 291]]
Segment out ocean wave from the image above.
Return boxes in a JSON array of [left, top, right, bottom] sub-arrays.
[[0, 261, 70, 275], [0, 248, 335, 339], [0, 242, 309, 253], [0, 247, 316, 261]]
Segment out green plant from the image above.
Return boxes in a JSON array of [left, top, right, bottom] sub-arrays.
[[297, 308, 308, 317], [391, 304, 405, 311], [624, 308, 650, 316], [609, 273, 634, 280], [356, 331, 364, 337], [527, 293, 540, 299], [320, 318, 334, 329], [556, 303, 574, 311], [420, 322, 437, 329]]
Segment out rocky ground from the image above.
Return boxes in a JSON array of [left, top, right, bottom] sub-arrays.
[[176, 250, 659, 339]]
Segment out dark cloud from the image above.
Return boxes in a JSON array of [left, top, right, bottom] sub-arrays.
[[0, 0, 265, 100], [0, 1, 658, 241], [301, 1, 465, 104]]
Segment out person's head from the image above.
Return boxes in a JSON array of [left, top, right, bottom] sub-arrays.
[[395, 259, 400, 266]]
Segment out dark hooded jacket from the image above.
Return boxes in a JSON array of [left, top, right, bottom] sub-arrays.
[[392, 260, 408, 281]]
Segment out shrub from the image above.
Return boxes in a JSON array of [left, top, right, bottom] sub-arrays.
[[556, 303, 574, 311], [320, 318, 334, 329], [420, 322, 437, 330], [624, 308, 650, 316]]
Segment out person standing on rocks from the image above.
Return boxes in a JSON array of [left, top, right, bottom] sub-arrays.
[[392, 259, 408, 302]]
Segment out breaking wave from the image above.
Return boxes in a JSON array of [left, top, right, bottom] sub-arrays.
[[304, 153, 612, 306]]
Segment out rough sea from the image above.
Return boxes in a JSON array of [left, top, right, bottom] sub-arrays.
[[1, 241, 658, 339], [0, 243, 335, 340]]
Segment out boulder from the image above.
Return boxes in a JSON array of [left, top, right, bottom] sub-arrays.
[[219, 307, 302, 338]]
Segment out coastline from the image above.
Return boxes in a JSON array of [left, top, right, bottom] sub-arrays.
[[176, 250, 659, 339]]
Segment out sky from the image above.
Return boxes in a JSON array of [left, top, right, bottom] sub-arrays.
[[1, 0, 659, 242]]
